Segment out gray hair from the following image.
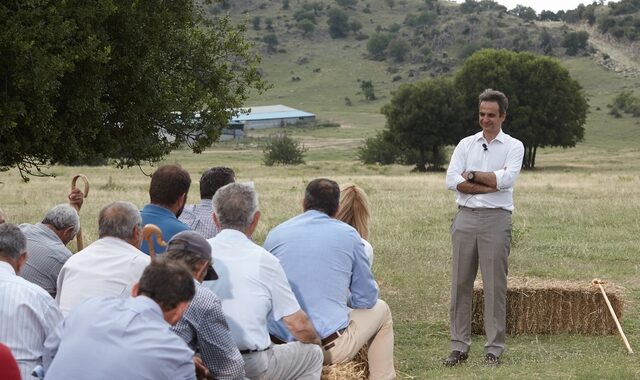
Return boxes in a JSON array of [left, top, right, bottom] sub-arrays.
[[98, 201, 141, 240], [42, 204, 80, 235], [479, 88, 509, 115], [212, 183, 258, 231], [0, 223, 26, 261]]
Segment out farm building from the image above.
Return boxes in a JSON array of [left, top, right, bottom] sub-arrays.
[[230, 105, 315, 129]]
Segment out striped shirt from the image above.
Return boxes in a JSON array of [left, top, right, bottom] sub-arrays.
[[19, 223, 72, 298], [178, 199, 219, 239], [0, 261, 63, 380], [171, 281, 245, 380]]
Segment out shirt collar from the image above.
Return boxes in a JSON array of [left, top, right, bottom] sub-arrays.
[[130, 295, 165, 320], [0, 261, 16, 276], [474, 129, 506, 144], [142, 204, 177, 217], [199, 199, 212, 207]]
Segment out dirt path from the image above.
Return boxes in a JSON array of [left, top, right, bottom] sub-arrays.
[[572, 23, 640, 78]]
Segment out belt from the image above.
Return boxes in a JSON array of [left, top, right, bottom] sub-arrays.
[[321, 327, 347, 350], [239, 347, 270, 355]]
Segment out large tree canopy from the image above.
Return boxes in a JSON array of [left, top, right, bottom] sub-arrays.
[[381, 78, 465, 171], [455, 49, 588, 168], [0, 0, 267, 179]]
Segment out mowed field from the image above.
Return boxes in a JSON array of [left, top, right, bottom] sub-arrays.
[[1, 57, 639, 378]]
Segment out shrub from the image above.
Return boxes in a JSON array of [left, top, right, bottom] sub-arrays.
[[262, 133, 307, 166]]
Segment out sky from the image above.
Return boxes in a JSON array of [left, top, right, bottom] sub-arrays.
[[453, 0, 601, 13]]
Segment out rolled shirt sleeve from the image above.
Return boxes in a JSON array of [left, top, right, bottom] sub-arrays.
[[494, 139, 524, 190]]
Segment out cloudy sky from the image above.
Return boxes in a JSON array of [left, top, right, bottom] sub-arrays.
[[453, 0, 602, 13]]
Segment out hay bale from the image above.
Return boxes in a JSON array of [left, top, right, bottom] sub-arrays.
[[471, 276, 624, 335], [321, 345, 369, 380]]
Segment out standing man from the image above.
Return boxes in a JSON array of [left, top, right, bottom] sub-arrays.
[[264, 178, 395, 380], [179, 167, 235, 239], [56, 201, 150, 316], [166, 230, 245, 380], [444, 89, 524, 366], [43, 261, 197, 380], [0, 223, 63, 380], [206, 183, 324, 380], [141, 164, 191, 255], [19, 204, 80, 298]]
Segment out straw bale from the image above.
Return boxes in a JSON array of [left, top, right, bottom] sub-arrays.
[[471, 276, 624, 335], [321, 345, 369, 380]]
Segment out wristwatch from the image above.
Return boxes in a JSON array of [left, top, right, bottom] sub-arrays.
[[467, 171, 476, 183]]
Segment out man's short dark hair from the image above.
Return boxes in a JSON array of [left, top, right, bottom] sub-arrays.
[[137, 260, 195, 312], [303, 178, 340, 216], [0, 223, 26, 261], [200, 167, 235, 199], [149, 164, 191, 206], [478, 89, 509, 115]]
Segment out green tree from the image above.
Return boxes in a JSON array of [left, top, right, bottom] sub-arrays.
[[327, 9, 350, 38], [263, 34, 279, 52], [297, 19, 315, 35], [387, 37, 411, 62], [562, 31, 589, 55], [366, 33, 391, 60], [360, 80, 376, 101], [1, 0, 266, 179], [381, 78, 464, 171], [454, 49, 588, 169], [509, 5, 537, 21], [262, 133, 307, 166], [252, 15, 261, 30]]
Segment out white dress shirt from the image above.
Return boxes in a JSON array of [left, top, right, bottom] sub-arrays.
[[204, 229, 301, 352], [445, 130, 524, 211], [56, 237, 150, 316], [0, 261, 63, 380]]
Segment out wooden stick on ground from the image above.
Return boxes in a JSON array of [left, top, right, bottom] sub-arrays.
[[592, 279, 634, 354], [142, 224, 166, 260], [70, 174, 89, 251]]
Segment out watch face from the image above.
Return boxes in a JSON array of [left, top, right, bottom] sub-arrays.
[[468, 172, 474, 181]]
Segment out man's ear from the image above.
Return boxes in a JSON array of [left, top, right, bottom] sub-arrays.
[[212, 213, 221, 229], [131, 282, 140, 297], [194, 261, 209, 283], [247, 211, 261, 237], [15, 252, 28, 274]]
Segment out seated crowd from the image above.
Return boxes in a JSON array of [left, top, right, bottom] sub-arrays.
[[0, 165, 395, 380]]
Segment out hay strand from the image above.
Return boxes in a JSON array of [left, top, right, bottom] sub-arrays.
[[471, 276, 624, 335], [321, 345, 369, 380]]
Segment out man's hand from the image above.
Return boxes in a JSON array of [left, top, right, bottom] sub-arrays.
[[193, 356, 211, 380], [68, 188, 84, 211]]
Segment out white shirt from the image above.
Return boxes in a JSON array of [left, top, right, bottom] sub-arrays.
[[0, 261, 63, 380], [204, 229, 300, 351], [56, 237, 150, 316], [445, 130, 524, 211]]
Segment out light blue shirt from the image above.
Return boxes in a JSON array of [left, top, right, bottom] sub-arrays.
[[140, 204, 190, 255], [264, 210, 378, 341], [43, 296, 195, 380]]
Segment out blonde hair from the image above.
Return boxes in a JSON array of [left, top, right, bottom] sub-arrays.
[[337, 184, 370, 240]]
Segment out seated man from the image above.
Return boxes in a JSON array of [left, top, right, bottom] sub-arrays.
[[264, 178, 395, 380], [141, 164, 191, 255], [56, 201, 150, 316], [166, 230, 245, 379], [205, 183, 323, 380], [179, 167, 235, 239], [19, 204, 79, 298], [43, 261, 197, 380], [0, 224, 63, 380]]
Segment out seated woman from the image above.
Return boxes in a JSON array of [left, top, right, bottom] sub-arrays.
[[336, 184, 373, 267]]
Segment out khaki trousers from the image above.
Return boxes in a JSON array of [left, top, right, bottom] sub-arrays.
[[449, 207, 512, 356], [323, 299, 395, 380]]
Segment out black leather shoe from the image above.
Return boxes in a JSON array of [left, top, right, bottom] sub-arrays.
[[485, 353, 500, 365], [442, 350, 468, 367]]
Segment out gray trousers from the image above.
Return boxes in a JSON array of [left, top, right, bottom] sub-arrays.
[[242, 342, 323, 380], [449, 207, 511, 356]]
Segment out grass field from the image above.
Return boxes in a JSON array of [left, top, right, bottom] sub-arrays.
[[1, 56, 640, 378]]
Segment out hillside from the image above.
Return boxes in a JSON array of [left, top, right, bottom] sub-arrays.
[[201, 0, 640, 157]]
